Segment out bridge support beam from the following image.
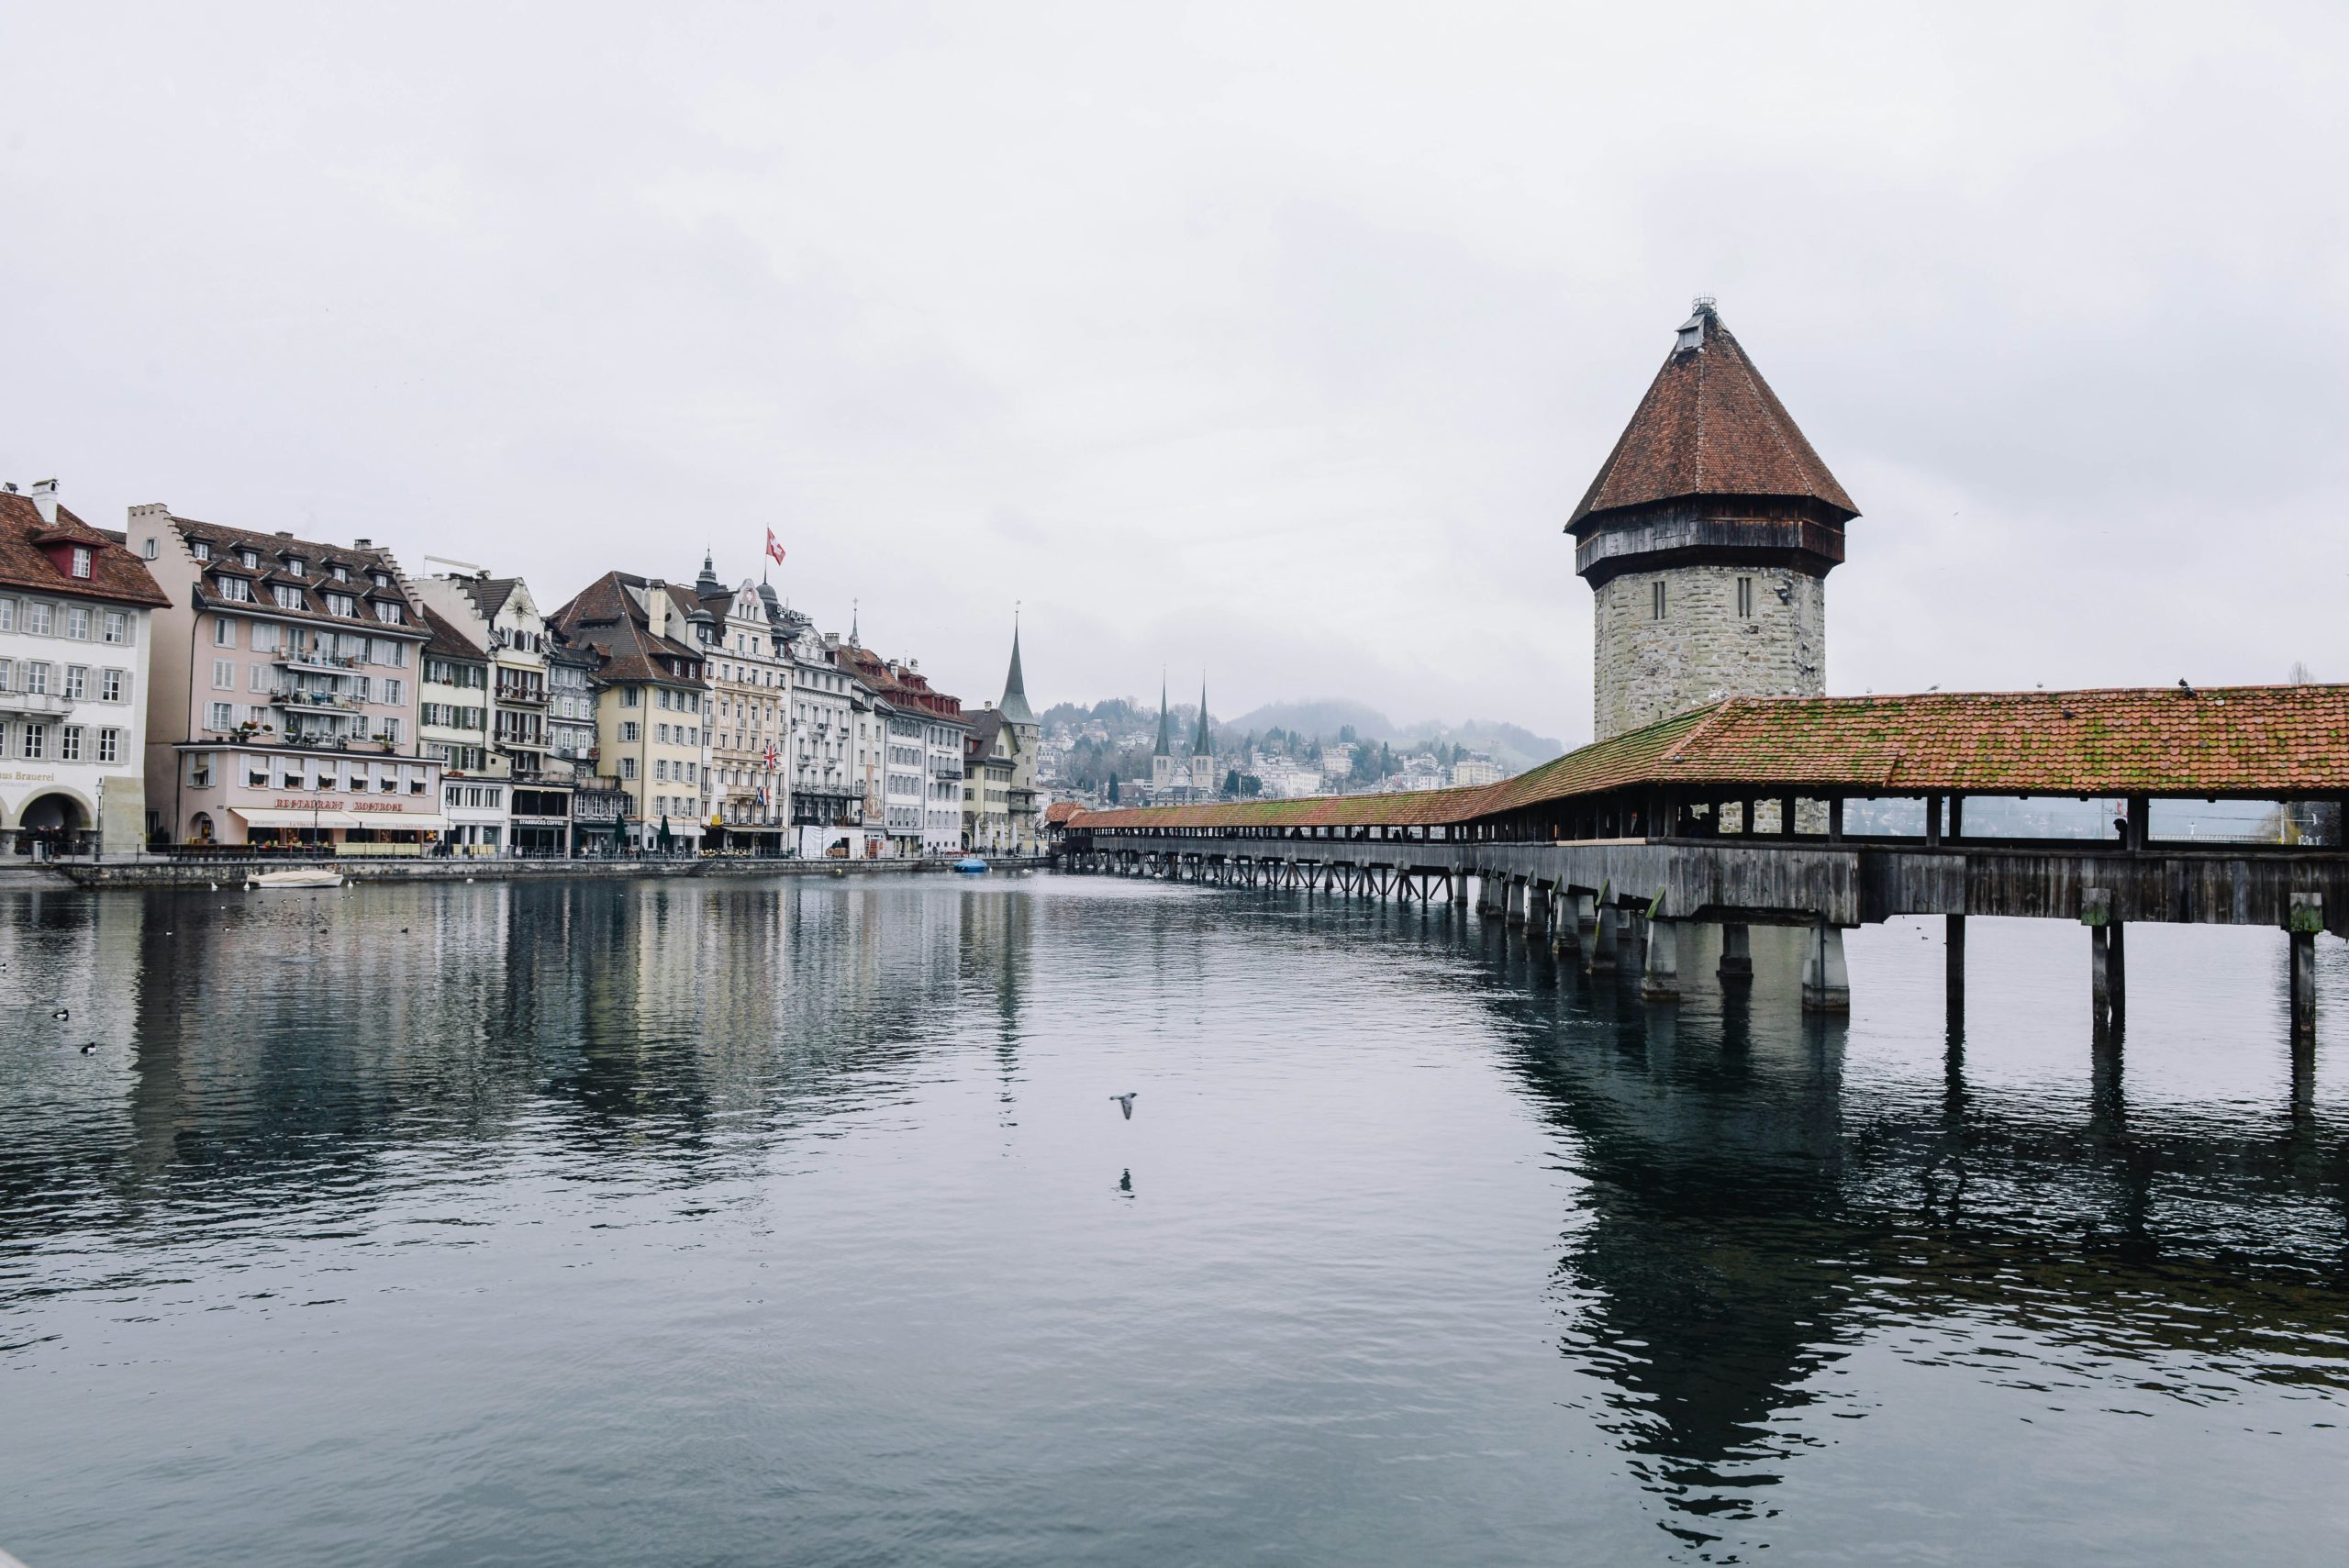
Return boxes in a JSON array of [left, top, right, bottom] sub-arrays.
[[1718, 921, 1753, 984], [1641, 917, 1681, 1001], [1801, 923, 1851, 1013], [1550, 890, 1577, 955], [1524, 883, 1549, 939], [2084, 889, 2123, 1038]]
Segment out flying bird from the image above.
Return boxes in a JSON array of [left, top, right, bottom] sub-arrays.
[[1110, 1093, 1137, 1119]]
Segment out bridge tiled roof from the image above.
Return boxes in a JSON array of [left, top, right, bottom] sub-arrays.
[[1567, 303, 1856, 529], [1068, 684, 2349, 834], [1653, 684, 2349, 796]]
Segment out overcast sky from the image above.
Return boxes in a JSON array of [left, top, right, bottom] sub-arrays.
[[4, 4, 2343, 743]]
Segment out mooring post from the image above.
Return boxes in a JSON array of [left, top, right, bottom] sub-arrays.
[[2289, 892, 2323, 1045], [1641, 917, 1681, 1001], [1718, 921, 1753, 984], [1946, 913, 1966, 1026], [1800, 922, 1851, 1012]]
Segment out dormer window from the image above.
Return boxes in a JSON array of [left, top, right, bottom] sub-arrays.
[[371, 573, 388, 589], [70, 546, 91, 579], [217, 574, 253, 603], [239, 550, 260, 569], [286, 557, 306, 577], [374, 601, 405, 625], [274, 584, 305, 610], [326, 591, 357, 617], [192, 539, 212, 562], [331, 565, 349, 584]]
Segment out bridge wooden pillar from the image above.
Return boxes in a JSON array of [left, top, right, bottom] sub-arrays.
[[1946, 913, 1966, 1029], [1506, 877, 1527, 927], [1718, 921, 1753, 984], [1641, 918, 1681, 1001], [1524, 882, 1549, 938], [2083, 888, 2123, 1038], [1801, 923, 1851, 1012], [1551, 890, 1580, 955], [2289, 893, 2323, 1045], [1589, 904, 1620, 973]]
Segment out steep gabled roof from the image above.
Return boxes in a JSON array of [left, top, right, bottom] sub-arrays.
[[458, 575, 518, 623], [1568, 302, 1856, 530], [418, 603, 488, 663], [0, 493, 170, 607], [550, 571, 707, 686]]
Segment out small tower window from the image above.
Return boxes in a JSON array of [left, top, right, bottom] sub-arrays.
[[1736, 576, 1753, 617], [1651, 581, 1666, 620]]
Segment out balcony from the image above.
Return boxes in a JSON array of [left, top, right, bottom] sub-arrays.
[[274, 650, 363, 673], [0, 689, 72, 717], [273, 689, 362, 714]]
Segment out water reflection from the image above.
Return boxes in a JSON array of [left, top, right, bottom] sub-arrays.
[[0, 879, 2343, 1565], [1459, 915, 2349, 1554]]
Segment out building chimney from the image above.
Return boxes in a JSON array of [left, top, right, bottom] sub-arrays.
[[353, 537, 373, 550], [29, 478, 58, 526], [646, 580, 669, 640]]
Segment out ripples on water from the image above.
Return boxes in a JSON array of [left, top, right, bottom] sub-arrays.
[[2, 876, 2344, 1566]]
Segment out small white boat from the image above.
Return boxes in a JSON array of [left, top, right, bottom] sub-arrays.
[[247, 866, 345, 889]]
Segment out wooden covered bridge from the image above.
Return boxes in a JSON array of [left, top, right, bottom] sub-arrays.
[[1061, 683, 2349, 1040]]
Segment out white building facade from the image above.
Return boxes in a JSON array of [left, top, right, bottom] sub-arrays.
[[0, 481, 166, 855]]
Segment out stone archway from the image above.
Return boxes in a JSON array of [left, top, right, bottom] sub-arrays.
[[16, 791, 90, 857]]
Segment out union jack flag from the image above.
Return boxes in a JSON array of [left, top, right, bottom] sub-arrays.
[[762, 744, 779, 769]]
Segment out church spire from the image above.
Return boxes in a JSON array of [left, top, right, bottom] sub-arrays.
[[998, 613, 1036, 727], [1192, 677, 1212, 757], [1153, 674, 1172, 758]]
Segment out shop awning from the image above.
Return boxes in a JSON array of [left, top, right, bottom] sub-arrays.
[[233, 807, 366, 828], [231, 808, 451, 832], [349, 812, 449, 832]]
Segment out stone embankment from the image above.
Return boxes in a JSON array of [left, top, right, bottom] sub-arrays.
[[21, 858, 1046, 890]]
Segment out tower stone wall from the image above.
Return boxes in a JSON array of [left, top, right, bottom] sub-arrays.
[[1593, 565, 1823, 740]]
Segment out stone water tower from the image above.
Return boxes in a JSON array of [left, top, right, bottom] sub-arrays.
[[1571, 300, 1858, 740]]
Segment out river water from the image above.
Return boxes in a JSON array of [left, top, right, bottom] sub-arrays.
[[2, 874, 2344, 1566]]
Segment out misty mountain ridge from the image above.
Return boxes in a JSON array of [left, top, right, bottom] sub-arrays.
[[1041, 695, 1564, 773]]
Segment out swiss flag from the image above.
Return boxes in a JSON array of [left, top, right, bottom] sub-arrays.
[[765, 528, 786, 565]]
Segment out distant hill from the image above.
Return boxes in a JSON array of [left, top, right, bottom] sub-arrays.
[[1224, 698, 1395, 743]]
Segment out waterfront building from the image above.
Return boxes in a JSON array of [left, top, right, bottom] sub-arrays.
[[417, 606, 507, 853], [785, 624, 861, 858], [688, 555, 794, 855], [128, 506, 442, 849], [840, 640, 968, 857], [1571, 299, 1857, 740], [549, 573, 711, 853], [415, 569, 569, 843], [963, 707, 1019, 851], [0, 481, 168, 854]]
